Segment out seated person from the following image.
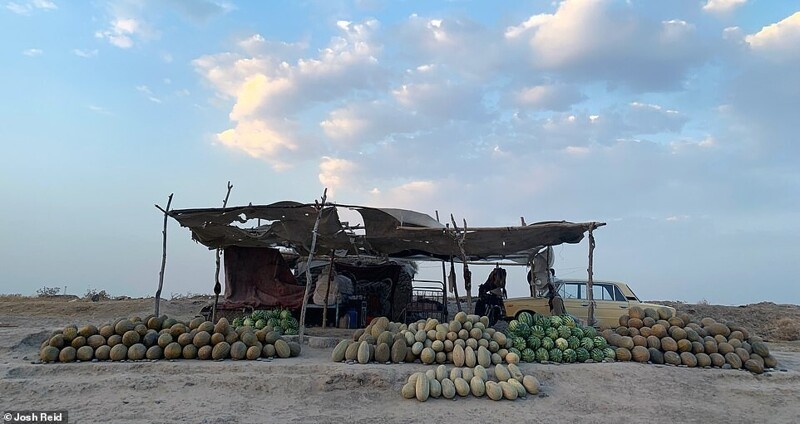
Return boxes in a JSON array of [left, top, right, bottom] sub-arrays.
[[476, 268, 507, 316], [546, 282, 566, 316]]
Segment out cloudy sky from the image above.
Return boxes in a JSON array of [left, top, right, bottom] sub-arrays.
[[1, 0, 798, 305]]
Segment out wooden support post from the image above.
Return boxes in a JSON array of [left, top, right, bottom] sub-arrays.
[[212, 181, 233, 323], [436, 210, 451, 319], [322, 252, 335, 328], [298, 188, 328, 340], [449, 257, 462, 313], [154, 193, 173, 317], [587, 224, 597, 327], [450, 215, 471, 314]]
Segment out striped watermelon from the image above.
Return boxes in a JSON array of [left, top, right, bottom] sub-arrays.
[[558, 325, 572, 339], [549, 348, 563, 363], [562, 348, 577, 363], [603, 347, 616, 360], [555, 338, 568, 351], [575, 347, 590, 363], [549, 316, 563, 328], [517, 312, 534, 327], [591, 348, 606, 362], [593, 336, 607, 349], [545, 327, 559, 340], [534, 314, 550, 328], [570, 327, 584, 339], [521, 348, 536, 363], [581, 337, 595, 350], [530, 325, 546, 339], [541, 337, 555, 350], [513, 337, 526, 351], [583, 327, 598, 338], [535, 347, 549, 362], [526, 336, 542, 350], [567, 336, 580, 350], [561, 315, 576, 328]]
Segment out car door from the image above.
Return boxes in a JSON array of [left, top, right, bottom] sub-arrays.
[[559, 281, 588, 322], [585, 283, 629, 328]]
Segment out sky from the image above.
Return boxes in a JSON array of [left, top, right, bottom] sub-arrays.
[[1, 0, 798, 305]]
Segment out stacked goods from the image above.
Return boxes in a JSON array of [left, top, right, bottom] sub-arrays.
[[331, 312, 514, 365], [503, 312, 612, 364], [603, 306, 777, 374], [232, 308, 299, 335], [39, 315, 301, 363], [401, 363, 541, 402]]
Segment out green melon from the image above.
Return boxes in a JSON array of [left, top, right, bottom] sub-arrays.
[[245, 345, 260, 360], [99, 324, 115, 338], [212, 341, 231, 360], [177, 332, 194, 347], [210, 333, 225, 345], [696, 352, 711, 367], [549, 348, 563, 363], [62, 326, 78, 342], [146, 345, 163, 360], [197, 345, 212, 360], [535, 347, 549, 362], [49, 334, 65, 349], [142, 331, 158, 347], [228, 341, 246, 360], [40, 345, 60, 362], [274, 339, 291, 359], [95, 345, 111, 360], [162, 342, 181, 359], [191, 331, 210, 347], [76, 345, 94, 361], [126, 343, 145, 360], [751, 341, 769, 357], [115, 319, 135, 336], [180, 344, 197, 359], [709, 352, 725, 367], [157, 333, 173, 348], [764, 355, 778, 368], [615, 348, 631, 362], [663, 351, 681, 365], [109, 344, 128, 361], [648, 348, 664, 364], [70, 336, 86, 349], [374, 343, 390, 363], [725, 352, 742, 369], [161, 317, 178, 330], [562, 348, 576, 363], [169, 323, 188, 338], [122, 330, 140, 347]]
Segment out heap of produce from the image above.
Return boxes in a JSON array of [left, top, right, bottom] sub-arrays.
[[331, 312, 514, 365], [502, 312, 614, 364], [603, 306, 776, 374], [401, 363, 541, 402], [232, 308, 299, 335], [39, 315, 301, 363]]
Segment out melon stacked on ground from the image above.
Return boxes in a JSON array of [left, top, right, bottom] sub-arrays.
[[232, 308, 299, 335], [603, 306, 776, 374], [331, 312, 514, 366], [400, 362, 542, 402], [502, 312, 614, 364], [39, 316, 301, 363]]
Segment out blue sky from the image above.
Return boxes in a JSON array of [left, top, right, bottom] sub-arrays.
[[1, 0, 798, 305]]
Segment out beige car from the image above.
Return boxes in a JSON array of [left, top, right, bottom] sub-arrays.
[[503, 279, 675, 328]]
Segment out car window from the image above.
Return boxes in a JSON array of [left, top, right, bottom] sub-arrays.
[[592, 284, 615, 301], [561, 283, 580, 299], [613, 286, 626, 302]]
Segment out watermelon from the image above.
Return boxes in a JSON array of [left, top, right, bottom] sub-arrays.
[[255, 319, 266, 330], [555, 338, 568, 351], [558, 325, 572, 339], [549, 316, 563, 328], [267, 318, 280, 329], [515, 322, 531, 338], [603, 347, 616, 360], [534, 314, 550, 328], [232, 317, 244, 327], [567, 336, 580, 350], [530, 325, 546, 339], [561, 315, 576, 328], [508, 347, 522, 359], [576, 347, 590, 363], [583, 327, 598, 338], [593, 336, 607, 349], [279, 309, 292, 320], [581, 337, 595, 350], [545, 327, 559, 340], [563, 348, 577, 363], [513, 337, 526, 351], [507, 320, 520, 334], [243, 318, 254, 327], [541, 337, 555, 350], [521, 348, 536, 363], [570, 326, 585, 339], [590, 348, 606, 362], [526, 336, 541, 350], [535, 347, 549, 362], [549, 348, 563, 363], [518, 312, 534, 327]]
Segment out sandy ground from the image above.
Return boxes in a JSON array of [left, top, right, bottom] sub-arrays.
[[1, 297, 799, 424]]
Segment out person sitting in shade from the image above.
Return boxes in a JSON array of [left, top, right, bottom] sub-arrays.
[[546, 282, 566, 316]]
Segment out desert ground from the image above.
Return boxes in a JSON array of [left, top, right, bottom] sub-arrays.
[[1, 296, 799, 424]]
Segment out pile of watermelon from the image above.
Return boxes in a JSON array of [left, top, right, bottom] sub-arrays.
[[232, 308, 299, 335], [503, 312, 614, 364]]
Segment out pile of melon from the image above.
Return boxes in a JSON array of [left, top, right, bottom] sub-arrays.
[[331, 312, 514, 366], [39, 315, 301, 363], [603, 306, 776, 374], [401, 363, 541, 401]]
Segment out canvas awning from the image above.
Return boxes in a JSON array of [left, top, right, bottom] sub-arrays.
[[168, 202, 605, 262]]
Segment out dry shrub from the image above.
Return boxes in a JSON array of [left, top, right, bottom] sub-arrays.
[[772, 317, 800, 341]]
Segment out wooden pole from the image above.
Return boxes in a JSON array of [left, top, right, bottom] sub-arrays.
[[212, 181, 233, 323], [449, 257, 462, 313], [322, 252, 335, 328], [298, 188, 328, 340], [450, 215, 471, 314], [587, 224, 597, 327], [436, 210, 452, 319], [154, 193, 173, 317]]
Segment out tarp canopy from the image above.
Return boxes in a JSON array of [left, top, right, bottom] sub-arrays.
[[169, 202, 604, 262]]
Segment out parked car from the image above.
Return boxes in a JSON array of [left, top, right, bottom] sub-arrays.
[[503, 279, 675, 328]]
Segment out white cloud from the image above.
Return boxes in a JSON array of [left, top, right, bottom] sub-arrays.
[[5, 0, 56, 15], [505, 0, 708, 90], [318, 157, 358, 196], [514, 84, 585, 111], [136, 85, 162, 103], [745, 11, 800, 60], [72, 48, 98, 58], [22, 48, 42, 56], [702, 0, 747, 14], [95, 18, 140, 48]]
